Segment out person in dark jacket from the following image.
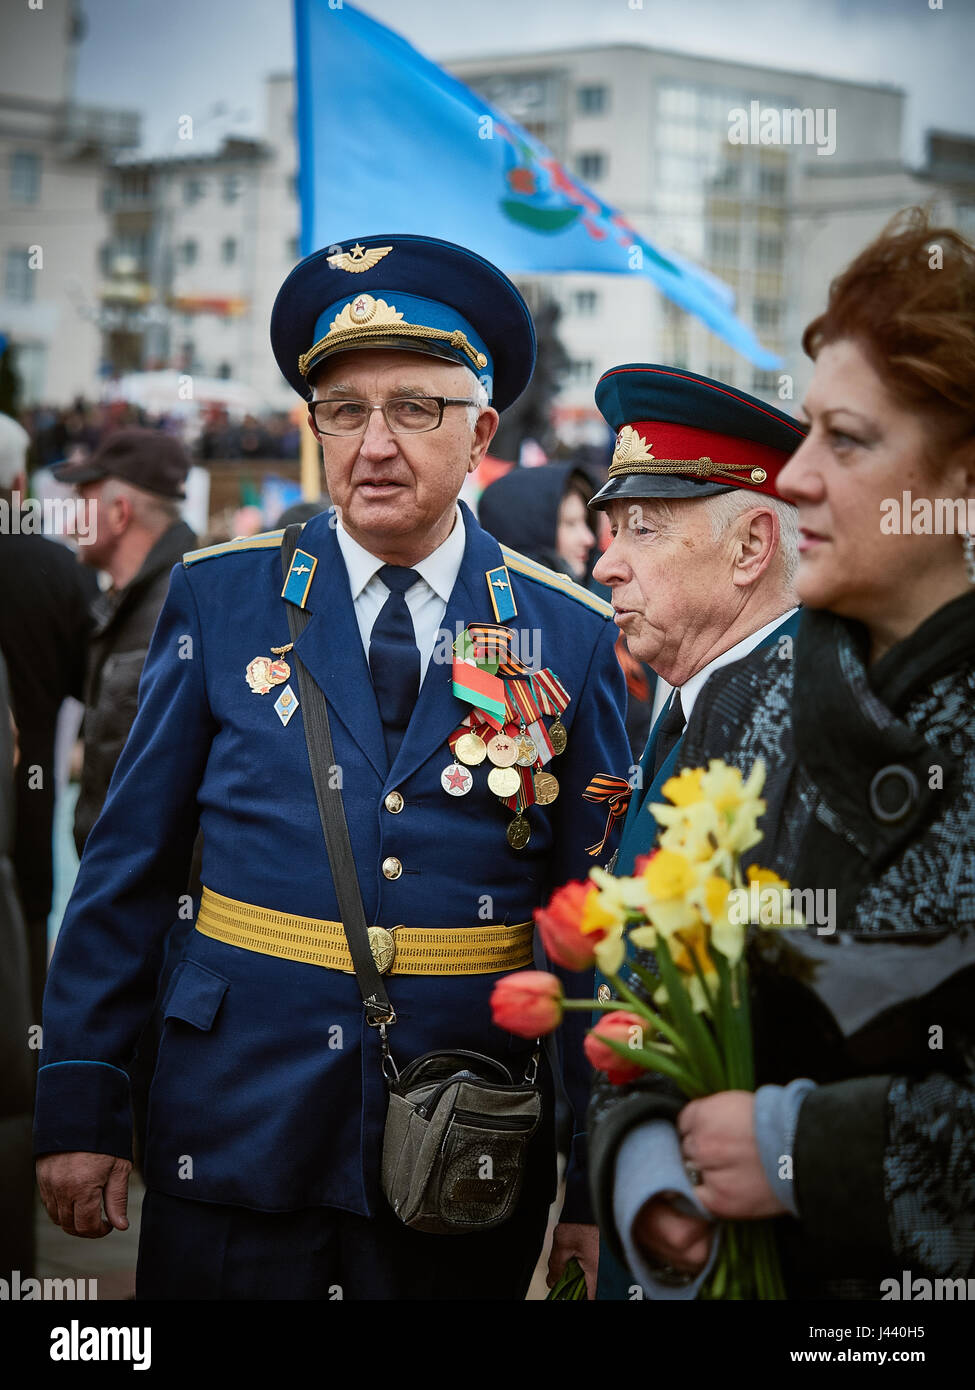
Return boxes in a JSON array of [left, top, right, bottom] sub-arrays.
[[479, 463, 654, 756], [589, 208, 975, 1300], [0, 650, 36, 1274], [53, 429, 197, 854], [0, 413, 94, 1027]]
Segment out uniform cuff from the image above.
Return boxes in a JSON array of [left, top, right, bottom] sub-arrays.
[[613, 1120, 718, 1299], [33, 1060, 133, 1160]]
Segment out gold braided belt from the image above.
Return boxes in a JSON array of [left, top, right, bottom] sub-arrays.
[[195, 886, 534, 976]]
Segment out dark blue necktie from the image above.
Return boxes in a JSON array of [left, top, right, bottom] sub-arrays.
[[369, 565, 421, 763]]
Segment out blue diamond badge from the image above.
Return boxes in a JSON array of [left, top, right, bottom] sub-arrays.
[[274, 684, 299, 726]]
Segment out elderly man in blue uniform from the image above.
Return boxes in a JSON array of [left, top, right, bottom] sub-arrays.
[[585, 363, 804, 1298], [33, 235, 629, 1300]]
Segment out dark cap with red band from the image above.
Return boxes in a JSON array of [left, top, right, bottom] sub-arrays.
[[589, 363, 807, 508]]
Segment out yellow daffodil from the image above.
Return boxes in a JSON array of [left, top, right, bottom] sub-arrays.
[[643, 848, 695, 901], [660, 767, 706, 807]]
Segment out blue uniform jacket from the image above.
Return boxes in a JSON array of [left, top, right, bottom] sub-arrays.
[[34, 502, 629, 1221]]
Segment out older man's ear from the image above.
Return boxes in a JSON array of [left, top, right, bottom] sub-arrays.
[[732, 507, 779, 588]]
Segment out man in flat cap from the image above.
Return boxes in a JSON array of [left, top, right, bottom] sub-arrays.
[[34, 235, 629, 1300], [583, 363, 804, 1298], [53, 429, 196, 853]]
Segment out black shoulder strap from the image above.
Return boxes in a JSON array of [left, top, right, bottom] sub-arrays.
[[280, 524, 395, 1026]]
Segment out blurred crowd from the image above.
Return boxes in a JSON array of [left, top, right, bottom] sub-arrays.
[[19, 398, 302, 471]]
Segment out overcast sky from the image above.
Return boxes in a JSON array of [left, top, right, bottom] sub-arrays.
[[73, 0, 974, 165]]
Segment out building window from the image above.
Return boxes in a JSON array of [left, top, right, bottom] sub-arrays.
[[217, 361, 232, 379], [221, 237, 237, 265], [179, 240, 198, 266], [758, 165, 787, 196], [572, 290, 598, 316], [289, 172, 300, 199], [577, 85, 607, 116], [223, 175, 240, 203], [286, 235, 299, 261], [5, 249, 34, 303], [566, 359, 595, 384], [753, 299, 781, 329], [752, 369, 780, 394], [755, 234, 784, 267], [10, 151, 41, 203], [183, 178, 204, 205], [709, 227, 739, 263], [575, 151, 606, 182]]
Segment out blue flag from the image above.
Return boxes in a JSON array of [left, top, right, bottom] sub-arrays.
[[293, 1, 779, 369]]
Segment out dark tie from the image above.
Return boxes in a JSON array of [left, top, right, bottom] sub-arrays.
[[369, 565, 421, 763], [651, 690, 686, 780]]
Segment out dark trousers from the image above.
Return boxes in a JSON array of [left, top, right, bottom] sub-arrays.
[[137, 1174, 553, 1300]]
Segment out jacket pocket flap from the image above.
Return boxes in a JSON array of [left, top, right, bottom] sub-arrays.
[[162, 960, 229, 1030]]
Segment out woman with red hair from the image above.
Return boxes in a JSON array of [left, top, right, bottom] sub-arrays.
[[590, 208, 975, 1299]]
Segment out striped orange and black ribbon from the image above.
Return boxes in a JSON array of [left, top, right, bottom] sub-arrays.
[[582, 773, 632, 857]]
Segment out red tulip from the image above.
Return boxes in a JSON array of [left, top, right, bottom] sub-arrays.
[[490, 971, 564, 1038], [584, 1011, 648, 1085], [534, 879, 605, 971]]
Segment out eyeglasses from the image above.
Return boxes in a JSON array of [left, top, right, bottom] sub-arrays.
[[311, 395, 480, 436]]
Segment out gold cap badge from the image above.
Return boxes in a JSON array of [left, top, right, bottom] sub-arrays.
[[326, 243, 393, 273]]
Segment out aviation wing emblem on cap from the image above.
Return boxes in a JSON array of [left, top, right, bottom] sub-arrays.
[[612, 426, 655, 466], [326, 243, 393, 273]]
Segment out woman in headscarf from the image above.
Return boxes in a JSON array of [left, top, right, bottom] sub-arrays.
[[589, 208, 975, 1299]]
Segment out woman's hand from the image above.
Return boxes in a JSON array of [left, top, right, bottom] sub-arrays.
[[633, 1193, 713, 1274], [678, 1091, 789, 1220]]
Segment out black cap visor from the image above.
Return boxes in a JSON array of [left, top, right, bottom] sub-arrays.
[[588, 473, 736, 509]]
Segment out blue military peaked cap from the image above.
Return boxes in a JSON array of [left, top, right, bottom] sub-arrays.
[[270, 233, 536, 411], [590, 363, 807, 507]]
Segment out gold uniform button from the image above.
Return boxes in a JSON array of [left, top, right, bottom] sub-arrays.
[[597, 983, 612, 1003], [382, 856, 403, 880], [384, 791, 404, 814]]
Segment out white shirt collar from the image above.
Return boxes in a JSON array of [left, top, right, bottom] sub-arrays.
[[677, 608, 798, 724], [335, 504, 466, 602]]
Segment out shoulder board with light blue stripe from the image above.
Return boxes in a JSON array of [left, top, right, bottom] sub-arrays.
[[182, 529, 287, 567], [500, 545, 615, 619]]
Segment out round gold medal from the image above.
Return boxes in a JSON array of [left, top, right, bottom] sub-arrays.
[[486, 733, 518, 767], [548, 718, 568, 756], [533, 771, 560, 805], [455, 732, 487, 766], [506, 814, 531, 850], [487, 765, 520, 798]]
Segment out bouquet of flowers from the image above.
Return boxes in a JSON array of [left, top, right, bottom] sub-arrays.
[[491, 758, 800, 1300]]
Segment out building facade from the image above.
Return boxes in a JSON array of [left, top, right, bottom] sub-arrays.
[[0, 0, 139, 405]]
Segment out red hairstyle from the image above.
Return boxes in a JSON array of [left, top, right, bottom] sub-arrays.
[[803, 207, 975, 445]]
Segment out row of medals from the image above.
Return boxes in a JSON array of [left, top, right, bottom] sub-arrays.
[[439, 720, 566, 850]]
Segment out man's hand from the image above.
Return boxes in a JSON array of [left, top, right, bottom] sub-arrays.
[[633, 1193, 713, 1274], [547, 1221, 599, 1299], [36, 1152, 132, 1239], [678, 1091, 789, 1220]]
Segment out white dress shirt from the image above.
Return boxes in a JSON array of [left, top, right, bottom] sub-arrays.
[[334, 506, 466, 685], [670, 607, 799, 724]]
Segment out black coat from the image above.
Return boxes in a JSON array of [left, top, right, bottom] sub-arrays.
[[74, 521, 196, 855], [0, 531, 93, 923], [589, 595, 975, 1298]]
